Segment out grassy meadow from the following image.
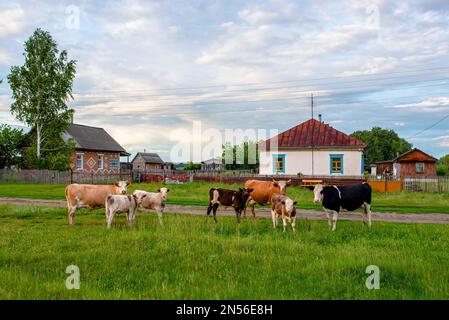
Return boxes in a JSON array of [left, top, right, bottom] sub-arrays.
[[1, 182, 449, 214], [0, 204, 449, 299]]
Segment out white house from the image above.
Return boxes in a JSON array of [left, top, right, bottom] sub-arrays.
[[258, 118, 366, 176]]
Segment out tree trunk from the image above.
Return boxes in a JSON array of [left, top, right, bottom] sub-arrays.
[[36, 123, 41, 159]]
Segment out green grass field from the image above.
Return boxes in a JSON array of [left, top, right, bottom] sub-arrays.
[[0, 204, 448, 299], [1, 182, 449, 214]]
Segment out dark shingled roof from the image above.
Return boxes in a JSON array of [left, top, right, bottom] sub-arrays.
[[62, 124, 129, 156], [262, 118, 366, 149], [133, 152, 164, 164]]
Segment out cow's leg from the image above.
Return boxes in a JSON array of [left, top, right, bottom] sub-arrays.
[[271, 210, 277, 229], [68, 205, 76, 225], [364, 202, 372, 228], [249, 199, 256, 218], [212, 204, 219, 223], [243, 197, 250, 218], [282, 217, 287, 232], [206, 203, 213, 216], [235, 210, 240, 224], [331, 211, 339, 231], [324, 208, 332, 229], [291, 216, 297, 233], [107, 211, 114, 228], [156, 208, 163, 226]]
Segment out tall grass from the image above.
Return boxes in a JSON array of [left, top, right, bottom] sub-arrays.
[[0, 204, 448, 299]]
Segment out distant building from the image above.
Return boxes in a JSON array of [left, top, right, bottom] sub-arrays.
[[259, 118, 366, 176], [201, 158, 225, 171], [371, 148, 437, 178], [131, 152, 165, 170], [61, 123, 130, 174]]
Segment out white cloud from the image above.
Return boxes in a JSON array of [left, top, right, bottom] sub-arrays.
[[0, 5, 25, 38]]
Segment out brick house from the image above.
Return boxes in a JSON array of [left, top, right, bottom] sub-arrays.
[[61, 124, 129, 174], [131, 152, 166, 170], [371, 148, 437, 178]]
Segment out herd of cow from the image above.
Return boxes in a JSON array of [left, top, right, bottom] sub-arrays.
[[64, 179, 373, 232]]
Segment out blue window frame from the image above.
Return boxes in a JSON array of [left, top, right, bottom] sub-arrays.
[[329, 154, 344, 174], [361, 154, 365, 175], [272, 154, 286, 174]]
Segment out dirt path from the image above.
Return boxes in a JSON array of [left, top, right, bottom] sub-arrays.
[[1, 197, 449, 225]]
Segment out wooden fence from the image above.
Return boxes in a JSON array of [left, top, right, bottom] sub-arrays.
[[368, 176, 449, 193], [0, 169, 132, 184]]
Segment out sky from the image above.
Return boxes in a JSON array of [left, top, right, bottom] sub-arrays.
[[0, 0, 449, 162]]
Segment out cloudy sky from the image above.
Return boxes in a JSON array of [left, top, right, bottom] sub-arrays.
[[1, 0, 449, 161]]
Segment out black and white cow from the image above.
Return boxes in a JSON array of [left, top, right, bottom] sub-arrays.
[[313, 183, 372, 231], [206, 187, 253, 223]]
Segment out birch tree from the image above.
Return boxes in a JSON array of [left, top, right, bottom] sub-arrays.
[[7, 28, 76, 162]]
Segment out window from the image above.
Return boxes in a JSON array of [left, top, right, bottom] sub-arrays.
[[109, 159, 119, 169], [330, 154, 344, 174], [416, 162, 424, 173], [273, 154, 286, 174], [76, 153, 83, 171], [98, 154, 104, 169]]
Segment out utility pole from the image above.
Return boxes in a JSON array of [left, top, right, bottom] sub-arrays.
[[311, 93, 315, 176]]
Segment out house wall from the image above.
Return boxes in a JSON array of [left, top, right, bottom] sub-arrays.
[[131, 155, 162, 170], [399, 161, 436, 177], [71, 150, 121, 174], [259, 149, 364, 176]]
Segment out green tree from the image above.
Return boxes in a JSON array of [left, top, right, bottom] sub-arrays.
[[222, 140, 260, 170], [183, 161, 201, 170], [436, 155, 449, 176], [7, 28, 76, 165], [351, 127, 412, 166], [0, 124, 26, 169]]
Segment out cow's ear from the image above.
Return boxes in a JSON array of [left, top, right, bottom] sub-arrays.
[[166, 189, 170, 192], [306, 186, 314, 191], [114, 182, 120, 187], [287, 179, 292, 186], [126, 181, 130, 186], [249, 188, 254, 192], [239, 188, 243, 192], [272, 180, 279, 187], [158, 188, 161, 192], [293, 201, 297, 205]]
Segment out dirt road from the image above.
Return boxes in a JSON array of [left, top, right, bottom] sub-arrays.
[[1, 197, 449, 224]]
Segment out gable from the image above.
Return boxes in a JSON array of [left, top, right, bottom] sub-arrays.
[[396, 149, 437, 162]]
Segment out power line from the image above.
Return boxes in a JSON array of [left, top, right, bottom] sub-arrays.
[[407, 114, 449, 139], [71, 65, 449, 94], [73, 74, 449, 102]]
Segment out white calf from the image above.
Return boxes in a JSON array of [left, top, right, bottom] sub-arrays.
[[105, 194, 139, 228], [132, 188, 170, 225]]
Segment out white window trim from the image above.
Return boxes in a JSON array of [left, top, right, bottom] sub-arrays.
[[76, 153, 84, 171], [98, 154, 104, 170]]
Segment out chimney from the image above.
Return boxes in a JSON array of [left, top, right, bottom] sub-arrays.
[[318, 114, 322, 122]]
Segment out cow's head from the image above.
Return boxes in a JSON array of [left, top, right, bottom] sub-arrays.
[[272, 179, 292, 194], [313, 184, 324, 203], [282, 198, 297, 218], [158, 187, 170, 200], [114, 180, 130, 195], [233, 188, 253, 212]]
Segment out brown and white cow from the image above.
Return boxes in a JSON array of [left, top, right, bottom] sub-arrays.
[[271, 193, 297, 232], [65, 181, 129, 225], [243, 179, 292, 218], [105, 194, 139, 228], [206, 187, 253, 223], [132, 187, 170, 226]]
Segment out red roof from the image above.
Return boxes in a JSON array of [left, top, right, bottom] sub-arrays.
[[262, 118, 366, 149]]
